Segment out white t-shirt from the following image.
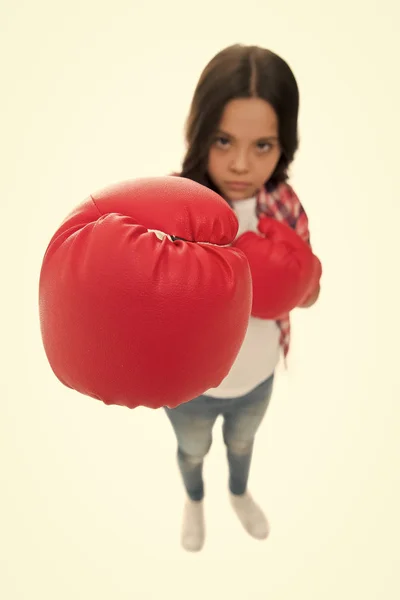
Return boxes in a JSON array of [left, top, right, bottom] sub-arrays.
[[204, 197, 281, 399]]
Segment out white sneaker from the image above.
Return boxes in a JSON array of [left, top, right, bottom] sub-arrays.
[[181, 498, 205, 552], [229, 491, 270, 539]]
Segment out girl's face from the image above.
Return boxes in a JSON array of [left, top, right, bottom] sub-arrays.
[[207, 97, 281, 202]]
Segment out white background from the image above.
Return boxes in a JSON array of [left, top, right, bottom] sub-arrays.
[[1, 0, 399, 598]]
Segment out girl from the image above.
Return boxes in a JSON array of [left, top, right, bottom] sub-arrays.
[[164, 44, 320, 552]]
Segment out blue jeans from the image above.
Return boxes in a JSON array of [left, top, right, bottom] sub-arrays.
[[164, 374, 274, 501]]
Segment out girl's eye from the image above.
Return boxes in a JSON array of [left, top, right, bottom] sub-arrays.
[[257, 142, 272, 152], [215, 136, 231, 148]]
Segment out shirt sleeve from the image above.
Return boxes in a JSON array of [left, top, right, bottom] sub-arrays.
[[281, 183, 311, 246]]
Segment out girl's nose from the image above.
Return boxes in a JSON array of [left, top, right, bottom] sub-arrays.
[[229, 151, 250, 174]]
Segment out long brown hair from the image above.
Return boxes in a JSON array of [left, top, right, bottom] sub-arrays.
[[181, 44, 300, 194]]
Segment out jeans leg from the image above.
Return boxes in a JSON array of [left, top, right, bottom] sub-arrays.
[[176, 447, 206, 501], [164, 399, 219, 501], [222, 375, 274, 495]]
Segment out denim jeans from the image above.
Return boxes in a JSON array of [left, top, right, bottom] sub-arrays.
[[164, 374, 274, 501]]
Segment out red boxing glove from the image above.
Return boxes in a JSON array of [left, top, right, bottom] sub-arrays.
[[232, 215, 322, 320], [39, 176, 252, 410]]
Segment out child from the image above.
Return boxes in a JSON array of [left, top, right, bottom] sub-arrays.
[[164, 44, 320, 552]]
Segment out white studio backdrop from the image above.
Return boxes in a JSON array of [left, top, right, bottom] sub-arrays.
[[1, 1, 399, 599]]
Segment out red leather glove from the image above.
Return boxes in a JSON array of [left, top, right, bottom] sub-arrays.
[[232, 215, 322, 319], [39, 176, 252, 409]]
